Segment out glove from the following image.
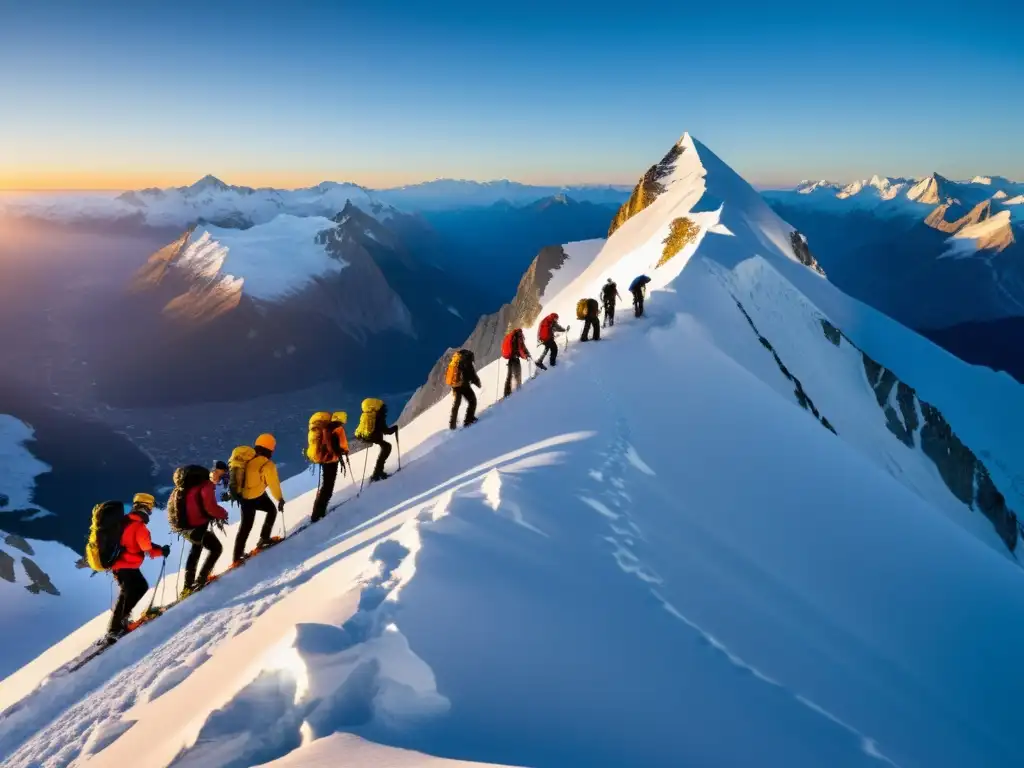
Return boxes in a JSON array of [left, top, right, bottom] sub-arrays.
[[278, 499, 286, 513], [220, 492, 231, 502], [161, 544, 171, 558]]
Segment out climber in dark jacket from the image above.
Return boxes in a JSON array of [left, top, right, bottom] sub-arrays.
[[601, 279, 622, 327], [450, 350, 482, 430], [580, 298, 601, 342], [368, 404, 398, 481], [630, 275, 651, 318]]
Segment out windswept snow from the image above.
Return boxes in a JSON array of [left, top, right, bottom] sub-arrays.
[[179, 216, 343, 301], [2, 134, 1024, 768]]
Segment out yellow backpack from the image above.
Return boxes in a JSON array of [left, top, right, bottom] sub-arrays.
[[354, 398, 385, 440], [576, 298, 589, 320], [228, 445, 256, 500], [445, 351, 464, 388], [306, 411, 335, 464]]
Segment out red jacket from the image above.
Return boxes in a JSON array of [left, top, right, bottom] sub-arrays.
[[112, 512, 163, 571], [184, 480, 229, 529]]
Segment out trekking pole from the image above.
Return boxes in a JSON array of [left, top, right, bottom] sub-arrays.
[[146, 559, 167, 617], [358, 448, 370, 495], [175, 535, 184, 599], [396, 429, 402, 471], [281, 504, 288, 538]]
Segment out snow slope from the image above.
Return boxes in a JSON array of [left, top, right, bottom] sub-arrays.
[[3, 135, 1024, 768], [178, 215, 344, 301]]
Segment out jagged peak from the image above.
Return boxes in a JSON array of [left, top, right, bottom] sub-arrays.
[[187, 174, 231, 193]]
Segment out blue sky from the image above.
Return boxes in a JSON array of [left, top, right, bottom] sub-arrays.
[[1, 0, 1022, 189]]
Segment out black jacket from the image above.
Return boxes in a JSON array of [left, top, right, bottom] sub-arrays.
[[457, 351, 482, 388], [586, 298, 600, 317], [601, 283, 622, 305], [370, 407, 398, 441]]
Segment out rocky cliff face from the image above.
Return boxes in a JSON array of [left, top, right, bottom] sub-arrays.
[[608, 142, 685, 237], [820, 319, 1019, 552], [398, 245, 569, 426]]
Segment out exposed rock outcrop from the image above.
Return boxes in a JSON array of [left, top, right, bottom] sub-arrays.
[[925, 200, 993, 234], [0, 550, 14, 583], [735, 301, 836, 434], [4, 533, 34, 556], [22, 557, 59, 596], [659, 218, 701, 267], [821, 319, 1019, 552], [398, 245, 569, 426], [789, 231, 826, 276], [608, 142, 684, 237]]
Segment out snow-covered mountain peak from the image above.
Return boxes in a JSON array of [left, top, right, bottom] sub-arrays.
[[186, 174, 232, 194]]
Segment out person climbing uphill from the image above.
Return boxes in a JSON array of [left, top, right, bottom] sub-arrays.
[[446, 349, 482, 430], [180, 462, 230, 597], [630, 275, 651, 317], [502, 327, 539, 398], [309, 411, 350, 523], [537, 312, 565, 367], [108, 493, 169, 639], [578, 298, 601, 342], [232, 433, 285, 563], [355, 399, 398, 482], [601, 278, 622, 328]]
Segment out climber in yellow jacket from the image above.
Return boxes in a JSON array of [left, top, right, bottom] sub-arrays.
[[233, 433, 285, 563]]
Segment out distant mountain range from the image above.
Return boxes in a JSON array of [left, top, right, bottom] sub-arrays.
[[0, 176, 633, 227]]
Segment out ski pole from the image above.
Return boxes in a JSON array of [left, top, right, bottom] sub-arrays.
[[396, 429, 402, 471], [359, 447, 370, 495], [280, 503, 288, 538], [146, 559, 167, 617], [175, 535, 184, 599]]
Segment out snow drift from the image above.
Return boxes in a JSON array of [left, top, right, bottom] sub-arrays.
[[2, 134, 1023, 768]]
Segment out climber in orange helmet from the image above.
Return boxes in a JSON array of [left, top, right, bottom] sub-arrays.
[[232, 433, 285, 564]]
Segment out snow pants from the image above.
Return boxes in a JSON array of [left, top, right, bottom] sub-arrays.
[[371, 437, 392, 479], [581, 315, 601, 341], [184, 524, 222, 590], [109, 568, 148, 633], [504, 358, 523, 398], [311, 461, 339, 523], [234, 493, 277, 561], [450, 384, 477, 429], [603, 302, 615, 327], [538, 339, 558, 366], [633, 291, 645, 317]]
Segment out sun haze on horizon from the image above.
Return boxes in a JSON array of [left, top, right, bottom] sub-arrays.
[[2, 0, 1022, 192]]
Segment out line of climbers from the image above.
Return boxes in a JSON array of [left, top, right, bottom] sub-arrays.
[[85, 401, 401, 642], [83, 275, 651, 641], [446, 273, 652, 428]]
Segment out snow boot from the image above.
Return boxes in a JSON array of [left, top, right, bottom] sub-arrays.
[[464, 416, 479, 427], [370, 471, 390, 483], [534, 361, 547, 371]]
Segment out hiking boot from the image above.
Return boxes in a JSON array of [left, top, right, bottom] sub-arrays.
[[535, 361, 547, 371], [255, 537, 275, 551], [370, 471, 390, 482], [464, 416, 478, 427], [106, 620, 129, 641]]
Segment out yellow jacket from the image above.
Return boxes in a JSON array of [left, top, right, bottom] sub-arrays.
[[242, 454, 284, 501]]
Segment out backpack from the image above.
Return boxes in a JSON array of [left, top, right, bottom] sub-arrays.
[[228, 445, 257, 501], [576, 299, 589, 320], [306, 411, 336, 464], [538, 314, 557, 342], [354, 398, 385, 440], [85, 501, 126, 571], [445, 351, 464, 388], [167, 464, 210, 532], [602, 282, 617, 302], [502, 330, 524, 360]]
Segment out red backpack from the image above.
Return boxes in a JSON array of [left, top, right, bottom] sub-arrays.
[[501, 330, 522, 360], [538, 314, 558, 342]]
